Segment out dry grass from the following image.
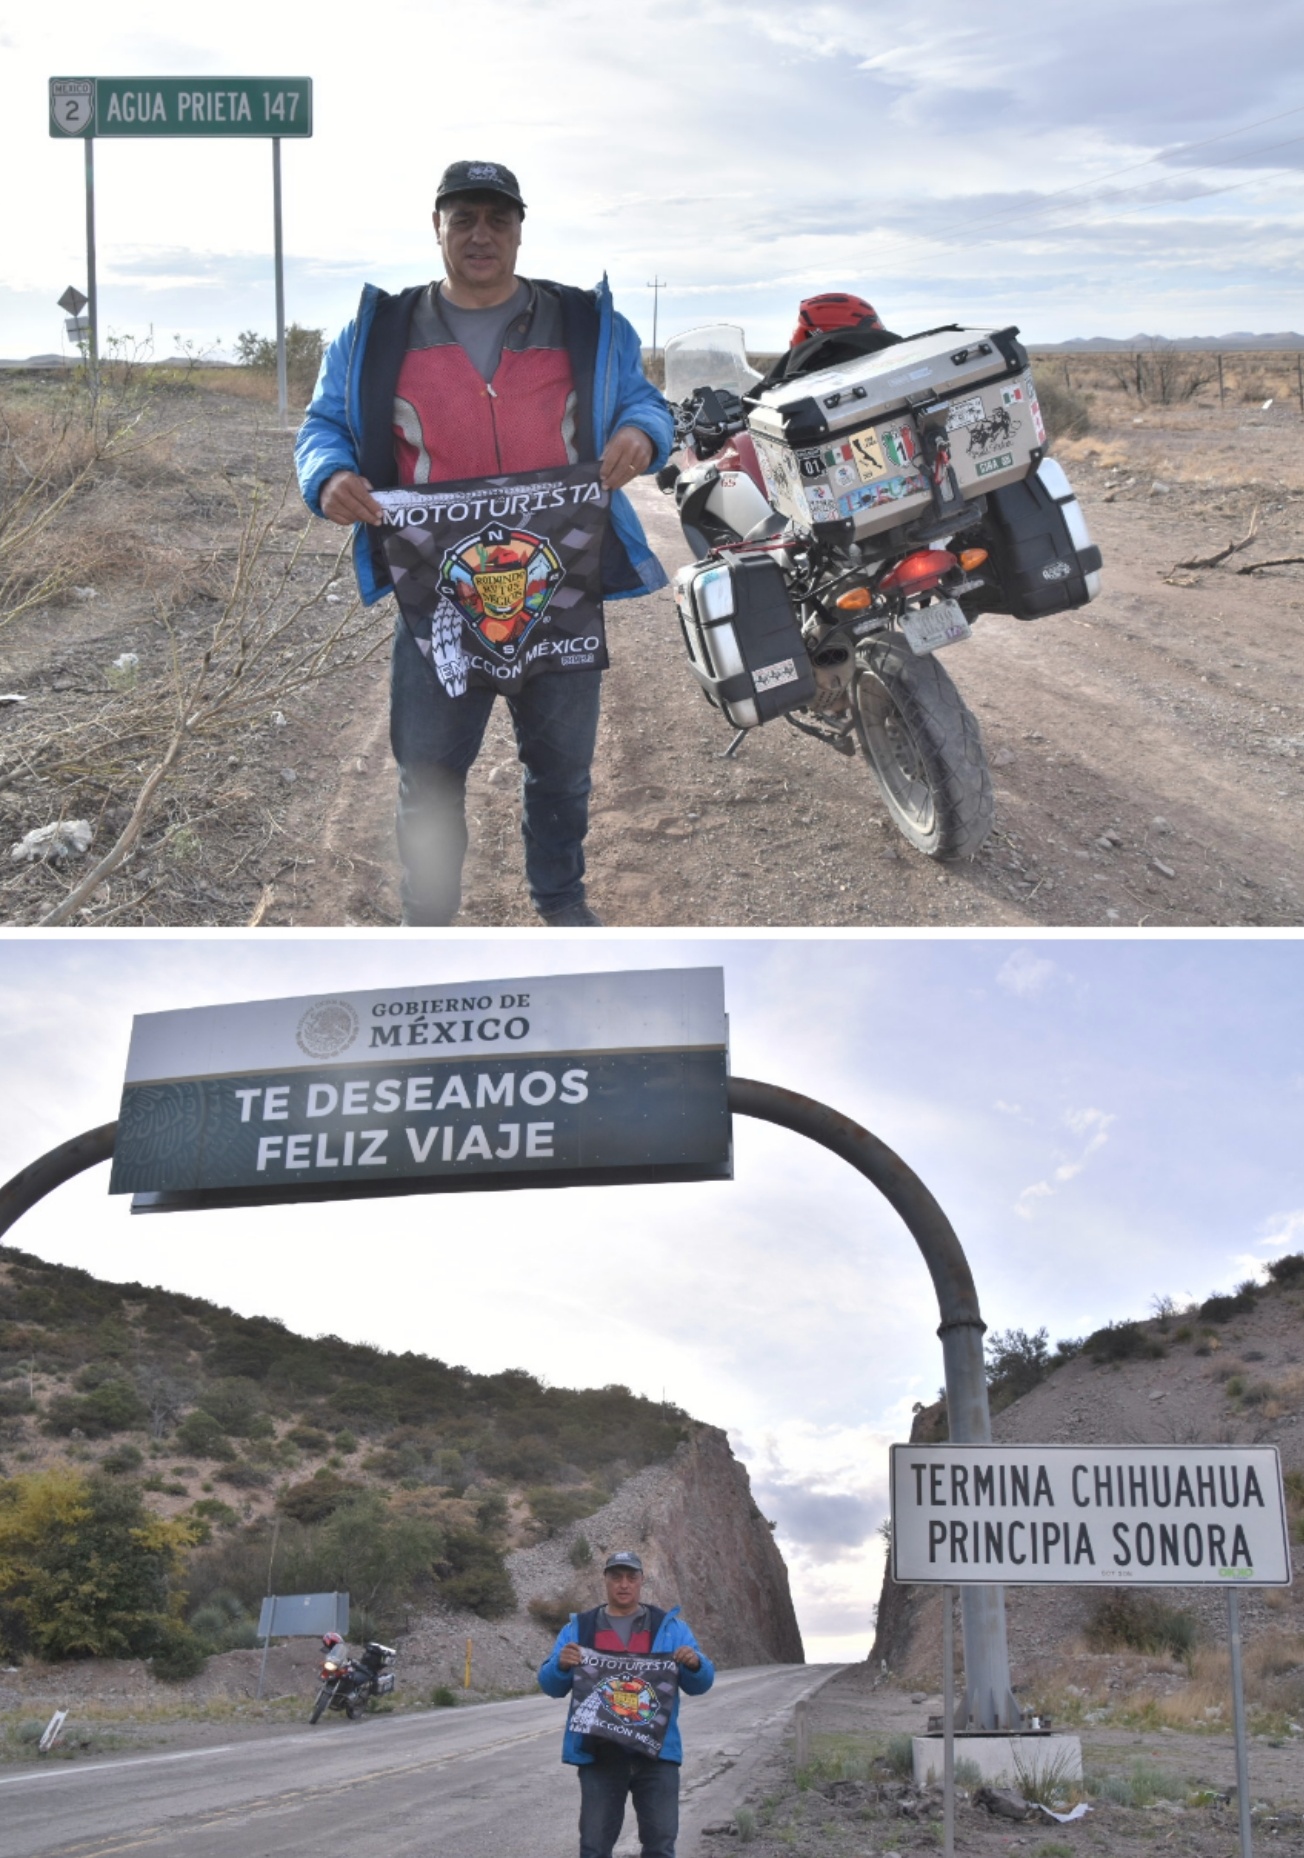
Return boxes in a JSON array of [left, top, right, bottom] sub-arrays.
[[1026, 1630, 1304, 1737]]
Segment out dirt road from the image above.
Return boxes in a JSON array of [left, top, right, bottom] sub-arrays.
[[3, 384, 1300, 927], [284, 406, 1304, 929]]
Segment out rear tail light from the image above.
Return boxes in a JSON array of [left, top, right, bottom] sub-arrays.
[[879, 550, 956, 596]]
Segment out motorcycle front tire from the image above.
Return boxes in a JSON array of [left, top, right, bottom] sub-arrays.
[[852, 639, 994, 859], [309, 1682, 334, 1725]]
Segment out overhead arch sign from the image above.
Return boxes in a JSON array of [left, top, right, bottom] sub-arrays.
[[110, 967, 731, 1213]]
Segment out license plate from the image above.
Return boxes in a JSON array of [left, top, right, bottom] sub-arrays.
[[900, 599, 971, 656]]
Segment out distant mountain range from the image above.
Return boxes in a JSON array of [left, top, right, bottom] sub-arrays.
[[1033, 333, 1304, 352]]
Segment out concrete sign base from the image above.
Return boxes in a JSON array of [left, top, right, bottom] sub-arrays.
[[912, 1732, 1083, 1790]]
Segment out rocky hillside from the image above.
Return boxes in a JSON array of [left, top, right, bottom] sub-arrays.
[[0, 1245, 800, 1688], [874, 1257, 1304, 1682]]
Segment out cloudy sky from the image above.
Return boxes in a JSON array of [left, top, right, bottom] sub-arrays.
[[3, 0, 1303, 361], [2, 932, 1300, 1662]]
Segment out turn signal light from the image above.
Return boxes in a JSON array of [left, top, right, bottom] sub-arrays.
[[959, 547, 989, 570], [835, 586, 872, 611], [879, 549, 956, 595]]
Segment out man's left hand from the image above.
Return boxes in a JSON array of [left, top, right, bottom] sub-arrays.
[[600, 425, 654, 491], [672, 1646, 701, 1671]]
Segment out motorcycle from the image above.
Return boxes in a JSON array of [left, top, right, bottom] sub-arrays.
[[657, 322, 1101, 860], [308, 1636, 397, 1722]]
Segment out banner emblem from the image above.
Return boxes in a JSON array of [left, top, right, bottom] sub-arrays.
[[440, 523, 563, 658]]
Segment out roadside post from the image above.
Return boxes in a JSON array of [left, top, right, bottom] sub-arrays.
[[48, 76, 312, 408], [0, 966, 1023, 1733], [941, 1586, 955, 1858], [891, 1443, 1293, 1855]]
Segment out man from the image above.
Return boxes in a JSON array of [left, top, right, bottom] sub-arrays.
[[538, 1550, 714, 1858], [295, 161, 672, 926]]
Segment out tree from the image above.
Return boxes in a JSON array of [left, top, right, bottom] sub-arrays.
[[984, 1327, 1051, 1402], [0, 1468, 195, 1660]]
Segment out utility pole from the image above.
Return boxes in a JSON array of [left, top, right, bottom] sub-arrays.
[[646, 276, 666, 370]]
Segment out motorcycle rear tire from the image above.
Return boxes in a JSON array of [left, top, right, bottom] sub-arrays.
[[309, 1683, 333, 1725], [852, 640, 993, 859]]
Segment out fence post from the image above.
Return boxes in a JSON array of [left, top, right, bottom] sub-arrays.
[[794, 1698, 809, 1772], [1218, 354, 1226, 409]]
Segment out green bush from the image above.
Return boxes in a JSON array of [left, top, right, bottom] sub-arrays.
[[1199, 1286, 1257, 1322], [527, 1484, 605, 1536], [234, 323, 325, 390], [1083, 1322, 1164, 1365], [432, 1685, 458, 1707], [985, 1328, 1052, 1403], [277, 1472, 366, 1524], [0, 1468, 194, 1661], [175, 1410, 237, 1458], [436, 1528, 514, 1617], [100, 1443, 144, 1476], [569, 1534, 593, 1569], [45, 1378, 147, 1438], [1084, 1592, 1198, 1660], [1267, 1252, 1304, 1286], [150, 1622, 209, 1680]]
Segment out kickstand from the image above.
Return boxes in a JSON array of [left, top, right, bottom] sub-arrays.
[[719, 729, 748, 760]]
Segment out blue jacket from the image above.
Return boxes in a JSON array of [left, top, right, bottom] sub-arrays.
[[537, 1605, 715, 1765], [295, 275, 673, 607]]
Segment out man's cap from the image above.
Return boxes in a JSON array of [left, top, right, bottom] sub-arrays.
[[436, 160, 526, 213], [603, 1550, 644, 1574]]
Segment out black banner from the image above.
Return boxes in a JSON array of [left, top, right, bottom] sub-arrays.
[[111, 1049, 732, 1202], [567, 1650, 680, 1759], [374, 463, 610, 698]]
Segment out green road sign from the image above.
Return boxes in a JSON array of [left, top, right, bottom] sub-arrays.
[[50, 76, 312, 138]]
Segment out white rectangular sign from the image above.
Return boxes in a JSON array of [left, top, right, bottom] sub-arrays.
[[122, 967, 725, 1083], [890, 1444, 1292, 1586]]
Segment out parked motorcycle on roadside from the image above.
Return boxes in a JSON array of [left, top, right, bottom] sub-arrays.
[[657, 322, 1102, 859], [308, 1634, 397, 1722]]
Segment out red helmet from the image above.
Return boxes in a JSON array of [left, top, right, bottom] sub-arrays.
[[790, 293, 885, 347], [322, 1632, 343, 1651]]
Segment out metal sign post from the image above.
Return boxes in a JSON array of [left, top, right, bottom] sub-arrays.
[[272, 138, 287, 424], [941, 1585, 955, 1858], [49, 77, 312, 384], [83, 139, 98, 378], [1228, 1588, 1254, 1858]]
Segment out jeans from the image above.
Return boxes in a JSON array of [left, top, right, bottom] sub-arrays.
[[389, 619, 602, 925], [578, 1751, 680, 1858]]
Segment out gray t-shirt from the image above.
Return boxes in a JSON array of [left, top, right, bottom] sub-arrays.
[[419, 280, 530, 383], [597, 1605, 649, 1649]]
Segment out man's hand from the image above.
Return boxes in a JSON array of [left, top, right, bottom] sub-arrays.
[[599, 425, 654, 492], [559, 1643, 583, 1670], [320, 470, 383, 526], [673, 1646, 701, 1672]]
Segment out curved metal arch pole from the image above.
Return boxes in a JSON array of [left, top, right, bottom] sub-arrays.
[[0, 1123, 118, 1241], [728, 1076, 1022, 1732], [0, 1092, 1021, 1728]]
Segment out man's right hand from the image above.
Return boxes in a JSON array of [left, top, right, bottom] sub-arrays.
[[320, 470, 383, 526], [559, 1643, 583, 1670]]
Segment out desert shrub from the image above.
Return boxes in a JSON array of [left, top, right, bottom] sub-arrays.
[[150, 1622, 209, 1680], [1267, 1252, 1304, 1286], [0, 1388, 35, 1418], [1088, 1757, 1186, 1808], [1084, 1591, 1198, 1660], [45, 1377, 148, 1438], [435, 1528, 515, 1617], [277, 1472, 366, 1524], [1083, 1322, 1164, 1365], [569, 1534, 593, 1568], [0, 1468, 194, 1660], [189, 1497, 238, 1531], [188, 1590, 258, 1652], [100, 1442, 144, 1476], [1034, 378, 1091, 442], [432, 1684, 458, 1707], [174, 1409, 237, 1458], [985, 1327, 1052, 1404], [217, 1459, 270, 1489], [527, 1484, 606, 1536], [883, 1733, 915, 1777], [196, 1379, 273, 1440], [234, 323, 325, 392], [287, 1425, 330, 1453]]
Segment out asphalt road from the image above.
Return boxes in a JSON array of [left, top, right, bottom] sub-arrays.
[[3, 1665, 839, 1858]]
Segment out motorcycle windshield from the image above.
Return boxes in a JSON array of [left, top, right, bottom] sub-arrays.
[[663, 325, 762, 403]]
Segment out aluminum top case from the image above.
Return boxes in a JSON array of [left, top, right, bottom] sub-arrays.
[[746, 325, 1046, 547]]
